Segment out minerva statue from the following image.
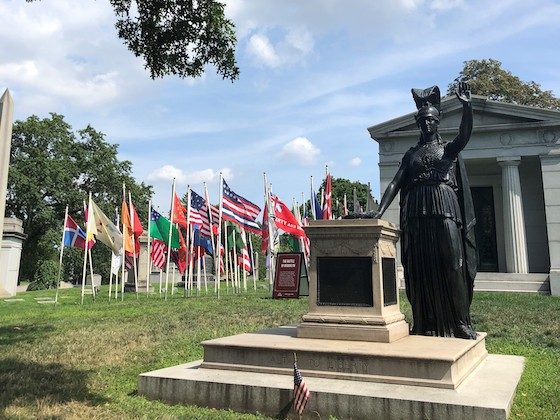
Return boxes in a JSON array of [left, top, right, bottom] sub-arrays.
[[355, 83, 478, 339]]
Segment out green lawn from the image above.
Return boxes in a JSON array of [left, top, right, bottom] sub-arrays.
[[0, 285, 558, 419]]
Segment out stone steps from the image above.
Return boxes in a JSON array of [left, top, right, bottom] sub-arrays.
[[474, 273, 550, 293]]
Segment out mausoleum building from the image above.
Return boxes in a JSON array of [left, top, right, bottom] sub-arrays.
[[368, 95, 560, 295]]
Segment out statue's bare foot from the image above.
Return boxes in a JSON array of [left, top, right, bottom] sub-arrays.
[[454, 324, 477, 340]]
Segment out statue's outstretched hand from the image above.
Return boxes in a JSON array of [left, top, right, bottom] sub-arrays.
[[455, 81, 471, 104]]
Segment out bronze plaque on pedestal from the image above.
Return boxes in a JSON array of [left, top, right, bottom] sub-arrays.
[[317, 256, 373, 307]]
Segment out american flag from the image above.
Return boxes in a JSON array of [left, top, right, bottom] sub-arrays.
[[238, 227, 251, 272], [293, 359, 310, 415], [191, 190, 219, 238], [222, 180, 261, 234], [151, 239, 167, 270]]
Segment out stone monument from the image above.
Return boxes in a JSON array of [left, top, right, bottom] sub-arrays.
[[137, 84, 524, 419], [0, 89, 14, 254], [0, 217, 26, 297]]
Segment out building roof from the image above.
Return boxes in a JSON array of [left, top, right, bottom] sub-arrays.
[[368, 95, 560, 143]]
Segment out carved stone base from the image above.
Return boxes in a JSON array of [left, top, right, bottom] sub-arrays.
[[297, 320, 409, 343]]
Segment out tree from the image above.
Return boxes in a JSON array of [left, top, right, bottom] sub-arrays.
[[448, 59, 560, 110], [7, 114, 153, 283], [316, 177, 378, 218], [27, 0, 239, 81]]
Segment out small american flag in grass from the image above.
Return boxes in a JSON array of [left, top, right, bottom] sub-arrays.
[[293, 353, 310, 415]]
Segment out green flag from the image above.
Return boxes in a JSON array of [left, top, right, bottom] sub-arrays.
[[150, 210, 180, 249], [226, 222, 243, 251]]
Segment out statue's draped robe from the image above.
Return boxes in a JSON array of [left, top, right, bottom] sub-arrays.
[[399, 139, 477, 337]]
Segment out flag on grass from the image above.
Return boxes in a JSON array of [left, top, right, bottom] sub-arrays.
[[238, 227, 251, 272], [150, 208, 180, 249], [191, 190, 219, 238], [151, 239, 167, 270], [261, 200, 270, 254], [293, 357, 310, 415], [170, 230, 187, 274], [311, 188, 323, 220], [222, 180, 261, 234], [271, 195, 306, 238], [90, 199, 123, 255], [64, 215, 87, 249]]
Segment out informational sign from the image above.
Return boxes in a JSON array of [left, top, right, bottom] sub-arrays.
[[273, 252, 308, 298]]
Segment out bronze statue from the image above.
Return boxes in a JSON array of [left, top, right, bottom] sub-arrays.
[[357, 83, 477, 339]]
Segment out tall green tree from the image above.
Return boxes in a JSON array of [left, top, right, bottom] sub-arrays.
[[27, 0, 239, 81], [7, 113, 152, 283], [448, 59, 560, 110]]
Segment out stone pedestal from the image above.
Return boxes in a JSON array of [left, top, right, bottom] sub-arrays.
[[0, 90, 14, 256], [298, 219, 408, 343], [0, 218, 26, 297]]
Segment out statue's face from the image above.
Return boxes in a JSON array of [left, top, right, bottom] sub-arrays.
[[418, 116, 439, 136]]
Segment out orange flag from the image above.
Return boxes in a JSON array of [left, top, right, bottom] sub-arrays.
[[121, 200, 135, 255]]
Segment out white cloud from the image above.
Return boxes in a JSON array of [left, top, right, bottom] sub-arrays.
[[349, 157, 362, 167], [147, 165, 233, 186], [246, 34, 280, 67], [281, 137, 320, 165]]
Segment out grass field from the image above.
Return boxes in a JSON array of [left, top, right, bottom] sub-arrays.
[[0, 284, 559, 419]]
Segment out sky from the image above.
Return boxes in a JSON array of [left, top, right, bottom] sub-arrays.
[[1, 0, 560, 214]]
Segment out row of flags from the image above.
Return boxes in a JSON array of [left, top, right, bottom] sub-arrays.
[[59, 167, 373, 302]]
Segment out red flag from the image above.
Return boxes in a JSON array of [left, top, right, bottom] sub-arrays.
[[261, 203, 269, 253], [172, 192, 187, 228], [322, 174, 332, 220], [171, 230, 187, 274], [271, 195, 306, 238]]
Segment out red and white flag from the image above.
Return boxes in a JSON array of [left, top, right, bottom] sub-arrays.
[[322, 173, 332, 220], [271, 195, 306, 238], [151, 239, 167, 270]]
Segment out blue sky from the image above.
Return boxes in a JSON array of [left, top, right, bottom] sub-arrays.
[[1, 0, 559, 213]]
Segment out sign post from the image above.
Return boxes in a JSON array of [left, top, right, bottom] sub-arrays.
[[272, 252, 308, 298]]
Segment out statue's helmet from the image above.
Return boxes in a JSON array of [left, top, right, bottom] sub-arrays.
[[411, 86, 441, 122]]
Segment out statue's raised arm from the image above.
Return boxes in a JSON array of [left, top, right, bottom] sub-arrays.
[[444, 82, 473, 158]]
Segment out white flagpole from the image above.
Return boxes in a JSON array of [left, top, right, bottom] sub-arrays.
[[217, 173, 225, 296], [159, 269, 163, 296], [202, 251, 208, 293], [204, 182, 219, 296], [196, 246, 202, 296], [164, 179, 176, 300], [146, 199, 152, 297], [121, 183, 126, 301], [81, 194, 92, 305], [310, 175, 316, 220], [264, 176, 275, 292], [241, 230, 247, 292], [224, 222, 230, 293], [55, 205, 68, 304], [188, 222, 195, 297], [88, 244, 95, 300], [185, 187, 192, 297], [248, 233, 257, 290], [129, 191, 139, 299], [171, 222, 178, 297], [232, 228, 239, 293]]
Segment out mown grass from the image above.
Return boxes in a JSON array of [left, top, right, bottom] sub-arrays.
[[0, 285, 558, 419]]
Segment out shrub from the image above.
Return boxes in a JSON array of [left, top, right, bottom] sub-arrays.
[[28, 260, 60, 290]]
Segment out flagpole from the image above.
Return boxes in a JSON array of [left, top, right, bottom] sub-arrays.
[[217, 173, 224, 296], [310, 176, 316, 219], [263, 172, 273, 291], [171, 222, 178, 297], [224, 222, 229, 294], [202, 251, 208, 294], [164, 178, 176, 301], [185, 187, 192, 297], [196, 246, 202, 296], [121, 183, 126, 301], [55, 205, 68, 305], [266, 178, 275, 292], [188, 223, 195, 296], [248, 233, 257, 290], [204, 182, 218, 296], [241, 229, 247, 292], [129, 191, 139, 299], [146, 199, 152, 297], [88, 243, 95, 300], [81, 194, 92, 305]]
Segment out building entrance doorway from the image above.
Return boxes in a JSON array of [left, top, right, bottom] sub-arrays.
[[471, 187, 499, 272]]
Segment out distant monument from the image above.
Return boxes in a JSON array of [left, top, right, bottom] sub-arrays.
[[0, 89, 14, 252]]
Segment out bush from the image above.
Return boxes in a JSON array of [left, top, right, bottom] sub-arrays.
[[29, 260, 60, 290]]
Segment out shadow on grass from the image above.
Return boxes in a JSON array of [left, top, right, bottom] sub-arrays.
[[0, 359, 107, 409], [0, 325, 55, 347]]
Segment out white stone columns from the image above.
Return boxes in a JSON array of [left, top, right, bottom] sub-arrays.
[[498, 157, 529, 273], [539, 154, 560, 296]]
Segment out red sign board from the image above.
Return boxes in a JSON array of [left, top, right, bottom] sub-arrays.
[[273, 253, 304, 298]]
